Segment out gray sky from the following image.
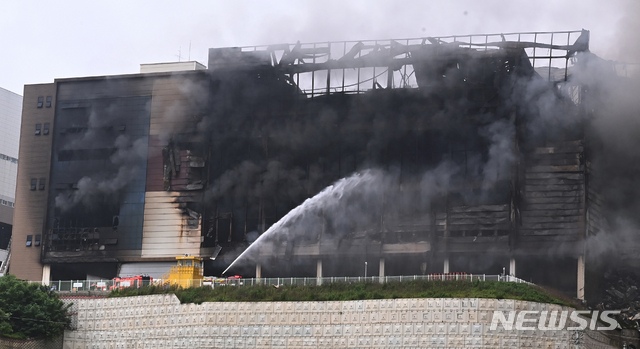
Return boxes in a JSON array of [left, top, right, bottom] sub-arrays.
[[1, 0, 636, 95]]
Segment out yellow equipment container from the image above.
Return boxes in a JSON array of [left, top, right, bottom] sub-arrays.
[[158, 256, 204, 288]]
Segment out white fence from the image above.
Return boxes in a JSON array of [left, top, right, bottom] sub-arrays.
[[42, 274, 531, 292]]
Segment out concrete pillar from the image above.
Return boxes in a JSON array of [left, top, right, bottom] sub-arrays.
[[255, 264, 262, 278], [509, 258, 516, 277], [41, 264, 51, 286], [443, 257, 450, 274], [379, 258, 385, 283], [316, 259, 323, 285], [577, 255, 585, 301]]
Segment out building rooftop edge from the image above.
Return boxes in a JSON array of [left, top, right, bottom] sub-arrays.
[[0, 86, 23, 97], [21, 69, 208, 87]]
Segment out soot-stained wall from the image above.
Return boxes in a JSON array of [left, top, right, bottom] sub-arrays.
[[46, 81, 151, 263]]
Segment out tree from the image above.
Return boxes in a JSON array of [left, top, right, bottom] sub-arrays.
[[0, 275, 71, 339]]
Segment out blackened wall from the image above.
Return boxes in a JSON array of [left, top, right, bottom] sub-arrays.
[[47, 94, 150, 255]]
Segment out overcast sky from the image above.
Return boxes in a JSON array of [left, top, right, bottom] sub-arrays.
[[1, 0, 637, 95]]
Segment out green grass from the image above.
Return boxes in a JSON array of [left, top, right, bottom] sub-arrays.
[[108, 280, 574, 307]]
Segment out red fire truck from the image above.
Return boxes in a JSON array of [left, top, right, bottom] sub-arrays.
[[109, 275, 153, 290]]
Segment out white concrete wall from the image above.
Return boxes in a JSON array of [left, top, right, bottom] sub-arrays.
[[62, 295, 593, 349], [0, 86, 21, 211]]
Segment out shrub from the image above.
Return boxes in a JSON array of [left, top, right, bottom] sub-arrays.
[[0, 275, 71, 339], [108, 279, 572, 307]]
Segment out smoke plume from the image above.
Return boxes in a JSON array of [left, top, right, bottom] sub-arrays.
[[55, 134, 148, 211]]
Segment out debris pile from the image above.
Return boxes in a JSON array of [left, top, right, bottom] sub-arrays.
[[596, 268, 640, 330]]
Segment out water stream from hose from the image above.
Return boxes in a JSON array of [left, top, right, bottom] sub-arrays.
[[223, 170, 381, 274]]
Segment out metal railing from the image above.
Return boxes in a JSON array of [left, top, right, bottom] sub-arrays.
[[39, 274, 530, 292]]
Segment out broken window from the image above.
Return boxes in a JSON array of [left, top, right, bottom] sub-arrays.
[[35, 124, 41, 135], [30, 178, 37, 191], [45, 96, 52, 108], [39, 178, 46, 191], [37, 96, 43, 108], [43, 123, 50, 135], [26, 235, 32, 247]]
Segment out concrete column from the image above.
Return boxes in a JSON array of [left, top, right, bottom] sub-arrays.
[[509, 258, 516, 277], [379, 258, 385, 283], [577, 255, 585, 300], [316, 259, 323, 285], [443, 257, 450, 274], [255, 264, 262, 278], [41, 264, 51, 286]]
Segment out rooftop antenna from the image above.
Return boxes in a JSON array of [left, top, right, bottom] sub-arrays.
[[176, 47, 182, 62], [188, 40, 191, 61]]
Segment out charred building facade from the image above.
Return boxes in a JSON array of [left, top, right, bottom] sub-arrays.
[[11, 30, 625, 299]]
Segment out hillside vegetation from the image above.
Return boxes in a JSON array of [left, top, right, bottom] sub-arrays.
[[108, 280, 575, 307], [0, 275, 71, 340]]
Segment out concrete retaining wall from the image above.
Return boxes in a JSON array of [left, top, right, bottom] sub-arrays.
[[0, 337, 62, 349], [62, 295, 608, 348]]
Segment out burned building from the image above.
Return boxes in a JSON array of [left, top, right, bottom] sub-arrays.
[[10, 29, 632, 299]]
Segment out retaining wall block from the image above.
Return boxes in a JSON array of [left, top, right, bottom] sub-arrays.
[[364, 299, 379, 312]]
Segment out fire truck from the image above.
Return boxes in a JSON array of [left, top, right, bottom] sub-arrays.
[[109, 275, 153, 290]]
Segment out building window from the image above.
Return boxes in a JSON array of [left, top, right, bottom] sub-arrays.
[[26, 235, 33, 247], [34, 235, 41, 246], [43, 123, 50, 135], [35, 124, 41, 135], [30, 178, 37, 191], [37, 97, 43, 108], [39, 178, 46, 191], [45, 96, 52, 108]]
